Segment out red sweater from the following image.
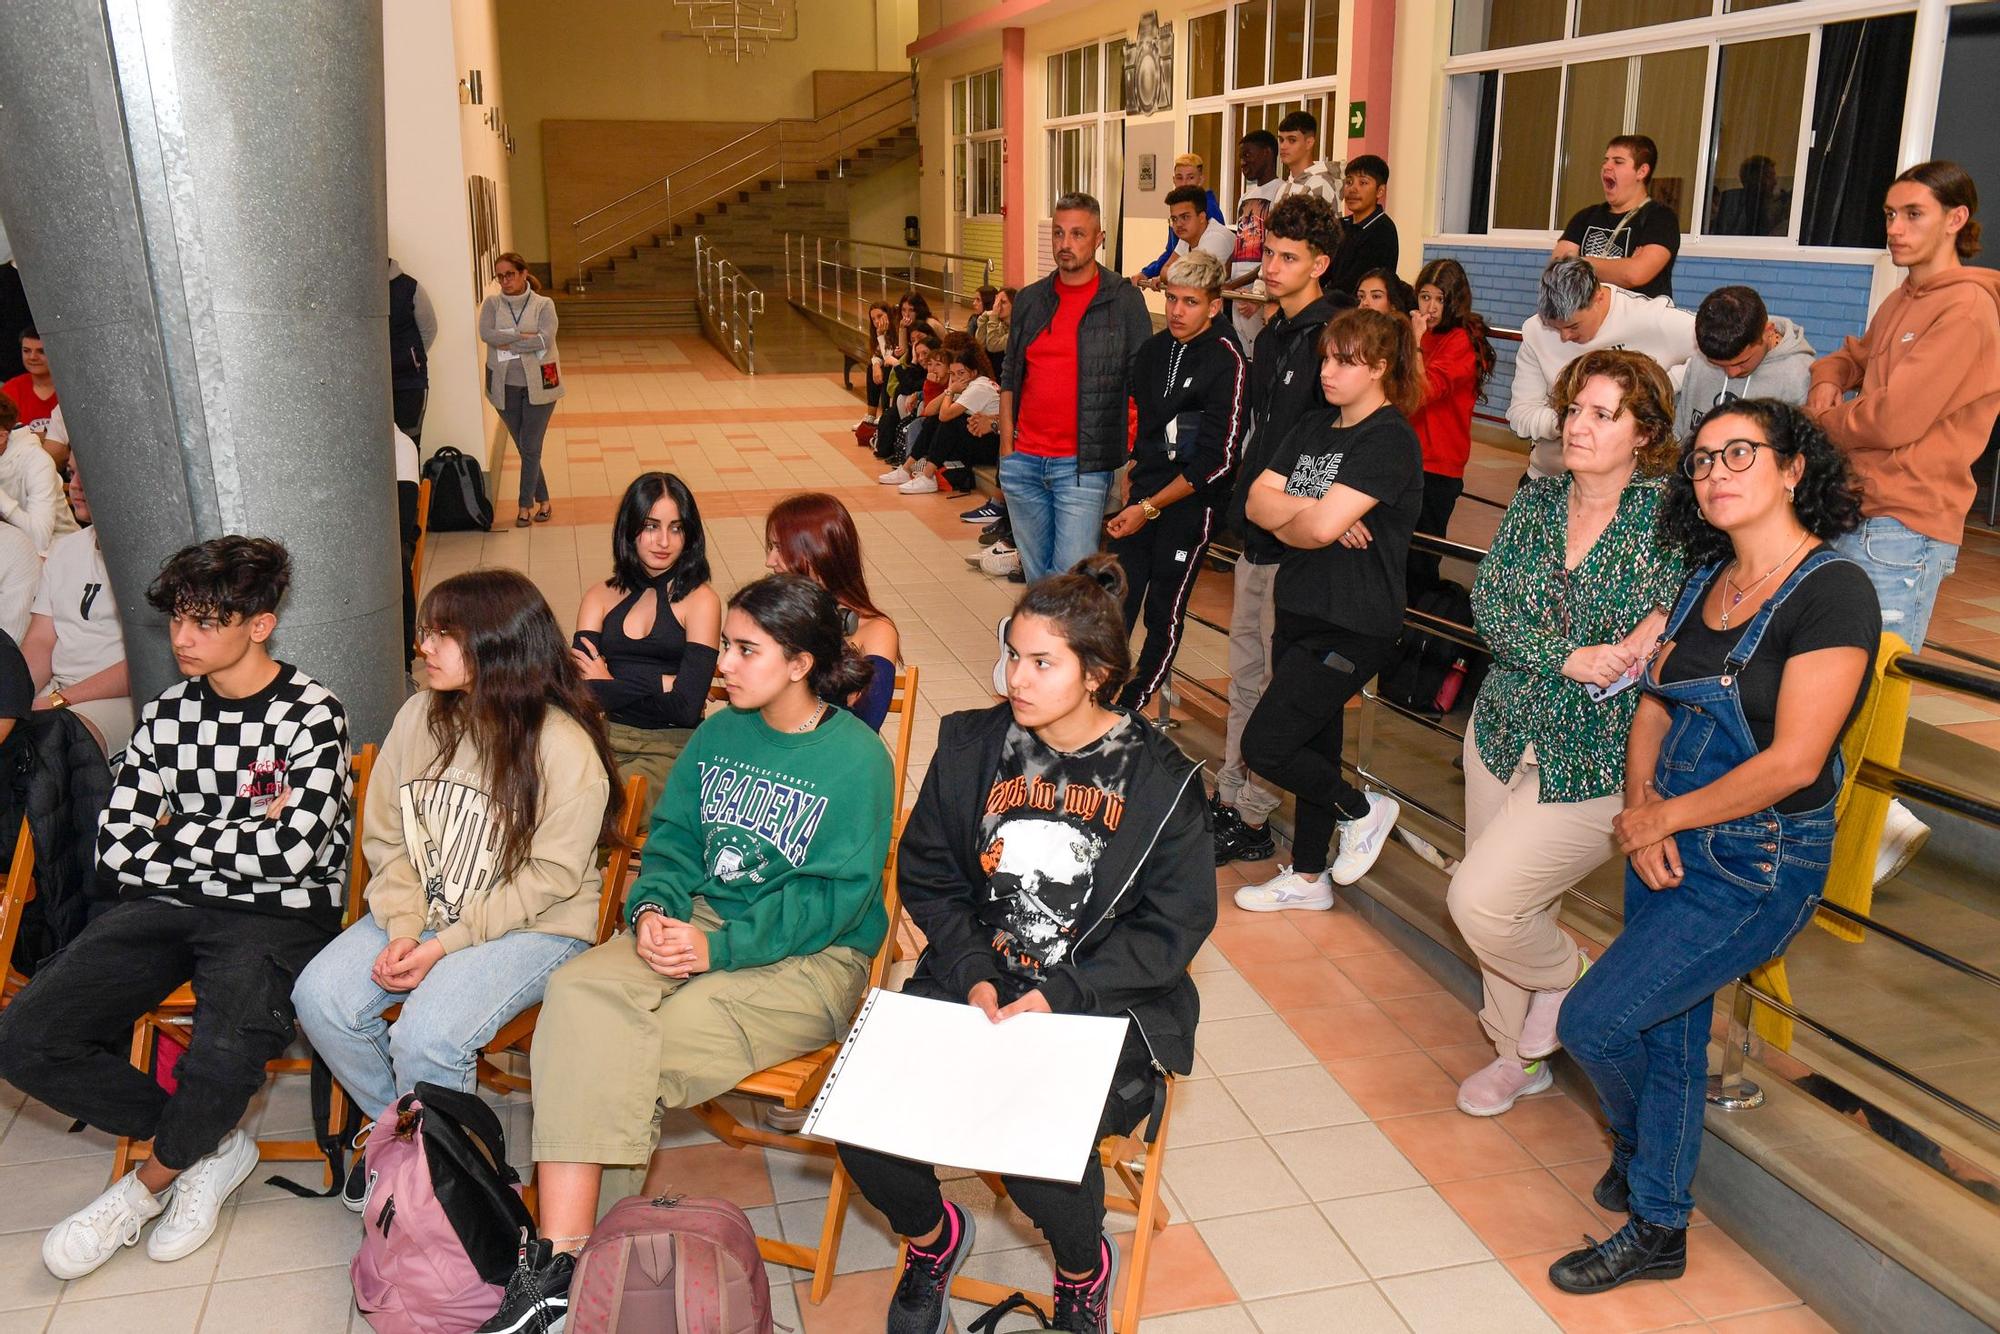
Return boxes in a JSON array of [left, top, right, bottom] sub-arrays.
[[1410, 327, 1476, 479]]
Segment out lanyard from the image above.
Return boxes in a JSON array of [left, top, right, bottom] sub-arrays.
[[502, 295, 530, 329]]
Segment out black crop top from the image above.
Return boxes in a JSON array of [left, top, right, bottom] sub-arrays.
[[575, 573, 718, 730]]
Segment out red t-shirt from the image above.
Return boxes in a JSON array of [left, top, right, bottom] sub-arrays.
[[1013, 271, 1099, 458], [2, 376, 56, 434], [1410, 327, 1476, 478], [920, 376, 945, 407]]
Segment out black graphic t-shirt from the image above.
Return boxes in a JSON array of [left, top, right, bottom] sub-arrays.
[[1266, 404, 1424, 638], [978, 714, 1143, 985], [1559, 201, 1682, 300]]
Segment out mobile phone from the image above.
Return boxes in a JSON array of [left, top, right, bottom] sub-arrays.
[[1320, 647, 1357, 674]]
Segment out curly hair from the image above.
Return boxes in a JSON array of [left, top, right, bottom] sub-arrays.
[[1264, 193, 1341, 261], [1550, 349, 1679, 477], [1658, 399, 1864, 567]]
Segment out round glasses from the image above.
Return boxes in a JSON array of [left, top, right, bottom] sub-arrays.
[[1683, 439, 1763, 481]]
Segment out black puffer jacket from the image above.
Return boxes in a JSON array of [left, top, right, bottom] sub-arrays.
[[1002, 263, 1155, 476], [0, 710, 112, 972]]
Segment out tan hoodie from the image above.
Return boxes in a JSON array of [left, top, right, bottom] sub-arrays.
[[366, 691, 610, 953], [1809, 265, 2000, 545]]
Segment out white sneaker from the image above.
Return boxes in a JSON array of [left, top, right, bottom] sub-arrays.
[[1233, 864, 1335, 913], [898, 473, 940, 495], [147, 1128, 260, 1262], [1872, 799, 1931, 886], [1330, 793, 1401, 886], [978, 543, 1021, 578], [42, 1170, 165, 1279], [878, 466, 911, 485]]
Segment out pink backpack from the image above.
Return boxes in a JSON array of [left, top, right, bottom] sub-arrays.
[[350, 1085, 536, 1334], [567, 1193, 774, 1334]]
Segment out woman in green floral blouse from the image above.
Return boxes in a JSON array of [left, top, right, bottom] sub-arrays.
[[1448, 349, 1688, 1118]]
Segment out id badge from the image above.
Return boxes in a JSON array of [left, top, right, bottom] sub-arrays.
[[496, 349, 519, 363]]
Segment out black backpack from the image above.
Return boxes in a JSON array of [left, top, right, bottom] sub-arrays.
[[421, 447, 495, 532], [1377, 581, 1489, 718]]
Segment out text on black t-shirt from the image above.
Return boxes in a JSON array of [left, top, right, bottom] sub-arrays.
[[1560, 201, 1681, 300]]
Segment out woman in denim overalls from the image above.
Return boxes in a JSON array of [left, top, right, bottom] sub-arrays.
[[1550, 401, 1878, 1295]]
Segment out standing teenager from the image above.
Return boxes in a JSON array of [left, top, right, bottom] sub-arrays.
[[846, 555, 1215, 1334], [292, 570, 621, 1205], [1235, 309, 1425, 910], [1406, 259, 1497, 596], [1552, 135, 1682, 300], [479, 253, 564, 527]]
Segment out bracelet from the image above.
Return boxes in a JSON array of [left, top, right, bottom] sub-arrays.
[[46, 688, 68, 710], [630, 902, 666, 929], [1139, 497, 1161, 522]]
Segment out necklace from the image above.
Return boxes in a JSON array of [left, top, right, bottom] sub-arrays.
[[1720, 532, 1811, 629], [792, 701, 827, 733]]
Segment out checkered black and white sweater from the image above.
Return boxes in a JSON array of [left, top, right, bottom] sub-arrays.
[[97, 664, 353, 931]]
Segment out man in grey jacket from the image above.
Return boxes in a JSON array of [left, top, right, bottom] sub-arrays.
[[1673, 285, 1815, 443], [1000, 192, 1154, 583]]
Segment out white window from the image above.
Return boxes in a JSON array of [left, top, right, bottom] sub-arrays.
[[954, 69, 1004, 220], [1044, 40, 1129, 210], [1185, 0, 1342, 214]]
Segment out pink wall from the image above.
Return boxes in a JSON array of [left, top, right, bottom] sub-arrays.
[[1003, 26, 1028, 284], [1345, 0, 1395, 161]]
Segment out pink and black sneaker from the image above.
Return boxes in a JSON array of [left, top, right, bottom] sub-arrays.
[[1050, 1232, 1119, 1333], [888, 1200, 976, 1334]]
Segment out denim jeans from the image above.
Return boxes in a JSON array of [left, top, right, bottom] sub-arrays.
[[1556, 552, 1843, 1227], [292, 915, 588, 1121], [999, 450, 1114, 584], [500, 383, 555, 508], [1833, 516, 1957, 653]]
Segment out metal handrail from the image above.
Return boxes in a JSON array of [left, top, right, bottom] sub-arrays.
[[693, 236, 763, 376], [785, 232, 995, 335]]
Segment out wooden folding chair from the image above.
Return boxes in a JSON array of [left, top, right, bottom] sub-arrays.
[[687, 664, 919, 1305], [410, 476, 434, 599], [111, 744, 378, 1185], [0, 816, 36, 1008]]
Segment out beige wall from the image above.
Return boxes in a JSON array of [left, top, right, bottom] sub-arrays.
[[849, 157, 922, 249], [496, 0, 911, 263]]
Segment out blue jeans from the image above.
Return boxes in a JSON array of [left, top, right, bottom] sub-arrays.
[[292, 916, 588, 1120], [999, 450, 1114, 584], [1833, 516, 1957, 652]]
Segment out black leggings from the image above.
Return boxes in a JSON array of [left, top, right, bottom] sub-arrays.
[[1241, 612, 1398, 875], [837, 1026, 1154, 1273], [1407, 471, 1464, 599]]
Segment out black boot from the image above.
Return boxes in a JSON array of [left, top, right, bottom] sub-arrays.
[[1548, 1217, 1687, 1294], [1592, 1161, 1630, 1214]]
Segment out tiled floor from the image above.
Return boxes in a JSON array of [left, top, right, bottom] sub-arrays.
[[0, 330, 1866, 1331]]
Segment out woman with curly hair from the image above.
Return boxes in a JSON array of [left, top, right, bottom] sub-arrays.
[[1549, 399, 1876, 1296], [1447, 349, 1687, 1121]]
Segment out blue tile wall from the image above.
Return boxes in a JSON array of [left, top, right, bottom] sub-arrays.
[[1420, 243, 1877, 418]]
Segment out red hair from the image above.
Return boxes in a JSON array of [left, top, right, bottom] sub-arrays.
[[764, 493, 887, 623]]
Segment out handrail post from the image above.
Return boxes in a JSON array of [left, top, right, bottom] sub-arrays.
[[815, 236, 824, 318], [1706, 979, 1766, 1110]]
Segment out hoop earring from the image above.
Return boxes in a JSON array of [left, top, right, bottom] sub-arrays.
[[1784, 486, 1796, 501]]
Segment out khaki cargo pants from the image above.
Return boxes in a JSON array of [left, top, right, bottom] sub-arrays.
[[529, 897, 869, 1168]]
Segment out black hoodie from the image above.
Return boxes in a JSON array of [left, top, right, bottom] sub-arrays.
[[1130, 321, 1249, 506], [1229, 290, 1353, 563], [896, 703, 1216, 1074]]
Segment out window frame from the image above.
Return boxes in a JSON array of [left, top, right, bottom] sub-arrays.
[[953, 68, 1006, 223], [1186, 0, 1343, 215], [1041, 37, 1129, 219]]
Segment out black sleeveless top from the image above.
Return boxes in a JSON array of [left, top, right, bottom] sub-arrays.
[[575, 573, 718, 730]]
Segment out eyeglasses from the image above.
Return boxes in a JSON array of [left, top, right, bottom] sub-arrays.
[[1682, 439, 1764, 480]]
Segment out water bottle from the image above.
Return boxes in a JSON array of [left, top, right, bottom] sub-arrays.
[[1435, 657, 1470, 713]]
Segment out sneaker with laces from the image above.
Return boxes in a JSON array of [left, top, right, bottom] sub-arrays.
[[1455, 1057, 1554, 1116], [899, 473, 941, 494], [978, 519, 1011, 545], [1233, 864, 1334, 913], [1049, 1232, 1120, 1334], [960, 500, 1003, 524], [477, 1240, 575, 1334], [41, 1170, 165, 1279], [1213, 812, 1277, 866], [978, 543, 1021, 578], [887, 1202, 975, 1334], [148, 1127, 260, 1262], [878, 466, 912, 485], [1518, 951, 1589, 1060], [341, 1122, 375, 1213], [1330, 793, 1400, 885], [1873, 798, 1931, 886]]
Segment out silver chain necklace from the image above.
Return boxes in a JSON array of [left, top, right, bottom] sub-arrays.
[[792, 701, 827, 733]]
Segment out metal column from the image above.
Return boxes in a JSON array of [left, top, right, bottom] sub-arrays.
[[0, 0, 403, 742]]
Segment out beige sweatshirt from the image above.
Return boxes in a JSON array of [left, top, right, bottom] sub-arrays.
[[365, 691, 610, 953]]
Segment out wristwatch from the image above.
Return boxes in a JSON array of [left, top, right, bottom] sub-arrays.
[[1139, 497, 1161, 522], [45, 688, 68, 710]]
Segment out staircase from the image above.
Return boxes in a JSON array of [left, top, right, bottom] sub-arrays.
[[551, 293, 703, 336]]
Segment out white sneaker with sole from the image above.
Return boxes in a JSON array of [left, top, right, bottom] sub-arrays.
[[1873, 798, 1931, 886], [878, 466, 911, 485], [1331, 793, 1401, 886], [147, 1128, 260, 1262], [1233, 865, 1335, 913], [42, 1170, 165, 1279], [898, 473, 940, 494]]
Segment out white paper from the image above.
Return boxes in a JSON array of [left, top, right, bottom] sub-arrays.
[[803, 988, 1132, 1183], [496, 349, 519, 363]]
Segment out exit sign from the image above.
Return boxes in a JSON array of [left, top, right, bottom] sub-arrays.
[[1347, 101, 1367, 137]]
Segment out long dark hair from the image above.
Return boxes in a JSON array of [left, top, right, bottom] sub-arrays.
[[1012, 554, 1132, 707], [610, 472, 710, 599], [1415, 258, 1497, 398], [418, 570, 625, 880], [764, 494, 888, 623], [1659, 399, 1864, 567], [727, 575, 875, 702]]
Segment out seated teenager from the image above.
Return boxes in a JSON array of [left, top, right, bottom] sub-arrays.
[[573, 472, 721, 793], [23, 457, 132, 757], [874, 328, 939, 464], [763, 492, 902, 730], [292, 568, 621, 1208], [892, 342, 1000, 498], [0, 537, 351, 1279], [842, 555, 1215, 1334], [880, 334, 948, 477], [483, 575, 892, 1333], [0, 395, 76, 553]]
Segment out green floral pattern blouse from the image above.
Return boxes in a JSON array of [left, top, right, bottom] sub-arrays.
[[1470, 474, 1687, 802]]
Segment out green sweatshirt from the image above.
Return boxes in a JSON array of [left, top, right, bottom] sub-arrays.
[[626, 705, 893, 972]]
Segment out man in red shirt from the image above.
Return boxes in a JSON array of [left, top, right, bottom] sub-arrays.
[[998, 192, 1154, 583], [2, 327, 58, 437]]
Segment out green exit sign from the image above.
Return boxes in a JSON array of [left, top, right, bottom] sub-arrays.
[[1348, 101, 1367, 137]]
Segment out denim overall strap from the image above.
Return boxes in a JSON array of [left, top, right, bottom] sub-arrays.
[[1660, 561, 1723, 644], [1719, 548, 1849, 676]]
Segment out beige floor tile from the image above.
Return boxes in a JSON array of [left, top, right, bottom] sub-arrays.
[[44, 1287, 204, 1334], [1221, 1065, 1367, 1135], [1192, 1015, 1316, 1077], [214, 1196, 363, 1281], [0, 1104, 118, 1166], [1194, 969, 1273, 1022], [0, 1309, 51, 1334], [0, 1230, 66, 1312], [1268, 1123, 1424, 1201], [1247, 1283, 1412, 1333], [762, 1145, 836, 1203], [1132, 1305, 1259, 1333], [198, 1264, 353, 1333], [1165, 1139, 1308, 1220], [1195, 1204, 1366, 1300], [0, 1157, 124, 1235], [1190, 941, 1231, 975], [776, 1192, 901, 1275], [936, 1176, 1050, 1256], [1321, 1187, 1492, 1278], [58, 1217, 224, 1301], [1168, 1080, 1259, 1149], [1377, 1261, 1560, 1333]]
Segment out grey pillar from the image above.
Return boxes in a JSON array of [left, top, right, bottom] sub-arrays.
[[0, 0, 403, 743]]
